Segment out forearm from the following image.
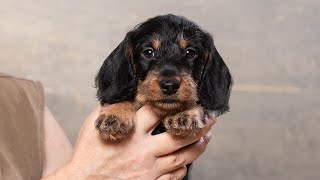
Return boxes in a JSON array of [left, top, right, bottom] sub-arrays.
[[42, 106, 73, 177], [41, 163, 85, 180]]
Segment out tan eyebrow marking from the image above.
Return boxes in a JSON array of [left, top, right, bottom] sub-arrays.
[[179, 39, 188, 49], [152, 39, 161, 49], [178, 32, 188, 49]]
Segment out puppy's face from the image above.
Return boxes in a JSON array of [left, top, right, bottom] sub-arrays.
[[131, 21, 210, 112], [96, 15, 232, 116]]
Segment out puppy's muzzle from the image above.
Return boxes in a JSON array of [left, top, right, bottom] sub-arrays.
[[158, 65, 181, 95]]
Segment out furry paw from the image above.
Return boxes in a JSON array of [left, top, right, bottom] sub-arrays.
[[163, 110, 205, 136], [95, 112, 134, 141]]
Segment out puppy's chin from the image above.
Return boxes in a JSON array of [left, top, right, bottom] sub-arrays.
[[154, 100, 182, 109], [147, 99, 187, 115]]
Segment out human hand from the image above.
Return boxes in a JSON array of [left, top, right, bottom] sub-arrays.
[[43, 105, 216, 180]]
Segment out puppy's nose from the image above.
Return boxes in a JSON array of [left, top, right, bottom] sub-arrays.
[[159, 79, 180, 95]]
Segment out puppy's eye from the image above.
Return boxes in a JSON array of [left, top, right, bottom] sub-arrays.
[[142, 48, 155, 59], [186, 48, 197, 59]]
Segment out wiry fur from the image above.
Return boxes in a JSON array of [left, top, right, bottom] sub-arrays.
[[95, 14, 233, 180]]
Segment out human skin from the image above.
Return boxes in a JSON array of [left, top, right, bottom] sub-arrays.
[[41, 106, 73, 176], [42, 105, 215, 180]]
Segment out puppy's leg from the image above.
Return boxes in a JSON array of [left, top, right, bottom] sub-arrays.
[[95, 102, 136, 141], [163, 106, 206, 136]]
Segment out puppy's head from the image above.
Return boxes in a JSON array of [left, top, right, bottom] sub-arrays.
[[96, 14, 232, 116]]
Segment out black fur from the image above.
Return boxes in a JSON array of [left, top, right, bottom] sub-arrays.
[[95, 35, 137, 104], [95, 14, 232, 179], [198, 34, 233, 115]]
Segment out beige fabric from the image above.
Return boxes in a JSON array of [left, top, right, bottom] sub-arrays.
[[0, 73, 44, 180]]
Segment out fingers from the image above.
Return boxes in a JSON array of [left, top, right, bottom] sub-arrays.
[[134, 105, 161, 134], [157, 166, 187, 180], [154, 132, 212, 175], [151, 117, 216, 156]]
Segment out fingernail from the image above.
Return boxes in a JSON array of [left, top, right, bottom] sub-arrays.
[[203, 132, 212, 144]]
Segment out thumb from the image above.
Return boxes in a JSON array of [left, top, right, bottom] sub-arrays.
[[134, 105, 161, 134]]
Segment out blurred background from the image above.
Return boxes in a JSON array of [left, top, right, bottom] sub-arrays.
[[1, 0, 319, 179]]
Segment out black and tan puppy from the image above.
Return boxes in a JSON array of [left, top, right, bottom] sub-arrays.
[[95, 14, 232, 179]]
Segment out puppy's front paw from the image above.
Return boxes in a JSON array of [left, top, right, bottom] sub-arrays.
[[163, 109, 205, 136], [95, 114, 134, 141], [95, 103, 135, 141]]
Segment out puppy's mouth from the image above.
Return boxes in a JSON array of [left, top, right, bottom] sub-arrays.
[[157, 99, 180, 104], [151, 99, 186, 111]]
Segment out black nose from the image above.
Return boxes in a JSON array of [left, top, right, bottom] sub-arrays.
[[159, 79, 180, 95]]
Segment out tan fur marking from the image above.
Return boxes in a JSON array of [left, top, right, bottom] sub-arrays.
[[152, 39, 161, 49], [204, 49, 209, 62], [136, 71, 199, 117], [96, 102, 136, 140], [178, 75, 198, 103], [179, 39, 188, 49], [136, 72, 162, 103]]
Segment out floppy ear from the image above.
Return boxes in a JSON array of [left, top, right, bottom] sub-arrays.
[[95, 34, 137, 105], [198, 39, 233, 116]]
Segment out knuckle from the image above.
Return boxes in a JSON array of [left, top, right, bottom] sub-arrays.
[[169, 154, 185, 168], [160, 166, 187, 180], [169, 172, 175, 180], [159, 174, 175, 180]]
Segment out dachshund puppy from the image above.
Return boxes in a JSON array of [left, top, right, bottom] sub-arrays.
[[95, 14, 232, 179], [95, 14, 232, 139]]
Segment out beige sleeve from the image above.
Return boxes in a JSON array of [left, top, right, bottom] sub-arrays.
[[0, 74, 44, 180]]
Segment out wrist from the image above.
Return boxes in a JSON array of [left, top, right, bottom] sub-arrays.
[[41, 162, 85, 180]]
